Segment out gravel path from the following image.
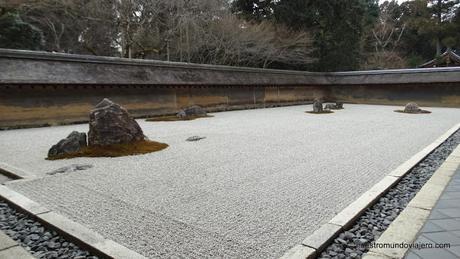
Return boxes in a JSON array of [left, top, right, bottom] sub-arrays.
[[0, 104, 459, 258]]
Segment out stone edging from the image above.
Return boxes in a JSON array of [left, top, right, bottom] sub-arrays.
[[280, 123, 460, 259], [0, 185, 147, 259], [0, 162, 35, 180], [363, 143, 460, 259]]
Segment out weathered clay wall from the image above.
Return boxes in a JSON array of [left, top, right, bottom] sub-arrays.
[[0, 84, 332, 128], [1, 49, 459, 128]]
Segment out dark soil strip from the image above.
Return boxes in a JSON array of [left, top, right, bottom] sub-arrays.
[[0, 201, 99, 259], [319, 129, 460, 259]]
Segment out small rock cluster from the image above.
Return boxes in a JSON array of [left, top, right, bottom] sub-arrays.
[[0, 201, 97, 259], [398, 102, 430, 114], [319, 129, 460, 258], [404, 102, 421, 113], [311, 100, 343, 113], [47, 164, 93, 175], [325, 102, 344, 110], [48, 98, 146, 158], [177, 105, 207, 119]]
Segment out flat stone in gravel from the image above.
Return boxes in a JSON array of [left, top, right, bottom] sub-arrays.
[[0, 104, 459, 258]]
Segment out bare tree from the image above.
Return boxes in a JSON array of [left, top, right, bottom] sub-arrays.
[[365, 1, 407, 69], [17, 0, 117, 55], [11, 0, 314, 69], [192, 15, 313, 68]]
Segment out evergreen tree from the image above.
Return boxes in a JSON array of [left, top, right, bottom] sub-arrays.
[[428, 0, 459, 55], [273, 0, 378, 71], [0, 12, 44, 50], [398, 0, 459, 62], [273, 0, 316, 30]]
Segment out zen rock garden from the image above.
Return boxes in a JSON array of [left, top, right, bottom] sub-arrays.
[[1, 2, 460, 257], [47, 98, 168, 160], [0, 102, 458, 259]]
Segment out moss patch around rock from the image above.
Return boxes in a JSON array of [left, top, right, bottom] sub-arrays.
[[146, 115, 213, 122], [47, 140, 168, 160], [394, 110, 431, 114], [305, 110, 334, 114]]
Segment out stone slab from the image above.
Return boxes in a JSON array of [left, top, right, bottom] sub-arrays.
[[0, 163, 34, 179], [36, 211, 106, 246], [36, 211, 147, 259], [279, 245, 316, 259], [0, 246, 34, 259], [425, 174, 452, 187], [407, 183, 445, 210], [367, 207, 430, 258], [92, 239, 148, 259], [0, 232, 17, 251], [329, 176, 399, 228], [328, 190, 379, 228], [437, 161, 460, 173], [0, 185, 50, 215], [301, 223, 342, 251], [389, 123, 460, 178]]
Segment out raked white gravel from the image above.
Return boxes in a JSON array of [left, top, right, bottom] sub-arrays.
[[1, 104, 459, 258]]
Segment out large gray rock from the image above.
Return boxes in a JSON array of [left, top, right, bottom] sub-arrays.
[[183, 105, 207, 116], [176, 110, 187, 118], [313, 100, 323, 113], [324, 104, 335, 110], [404, 102, 421, 113], [48, 131, 87, 157], [88, 98, 144, 146]]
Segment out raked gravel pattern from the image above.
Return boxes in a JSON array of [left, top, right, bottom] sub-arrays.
[[1, 104, 460, 258]]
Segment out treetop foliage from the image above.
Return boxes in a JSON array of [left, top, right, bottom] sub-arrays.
[[0, 0, 459, 71]]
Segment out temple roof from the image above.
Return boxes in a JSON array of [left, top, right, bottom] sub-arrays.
[[419, 49, 460, 68]]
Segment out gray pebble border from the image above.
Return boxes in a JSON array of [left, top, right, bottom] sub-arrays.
[[0, 201, 98, 259], [319, 129, 460, 259]]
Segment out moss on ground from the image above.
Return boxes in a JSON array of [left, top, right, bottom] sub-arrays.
[[47, 140, 168, 160], [394, 110, 431, 114], [146, 115, 213, 122], [305, 110, 334, 114]]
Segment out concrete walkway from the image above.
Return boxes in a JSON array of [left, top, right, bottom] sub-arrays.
[[406, 166, 460, 259], [0, 231, 34, 259]]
